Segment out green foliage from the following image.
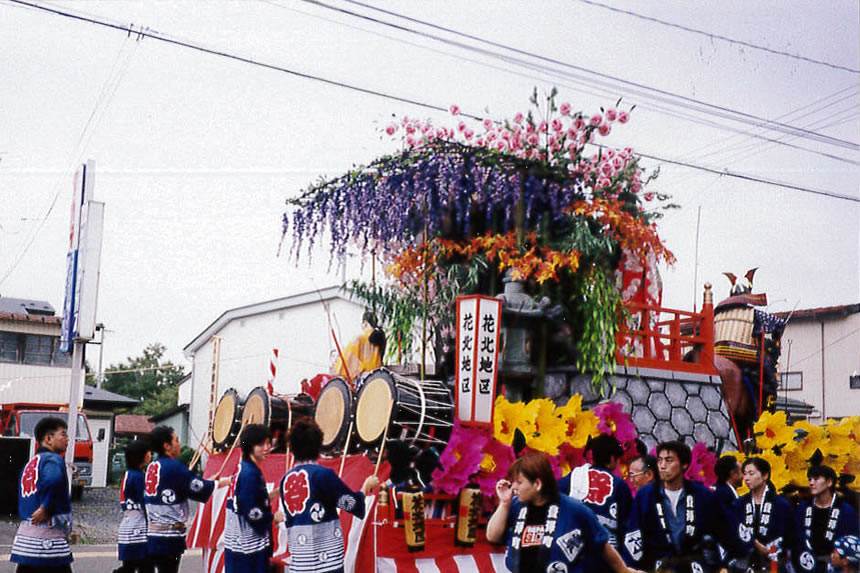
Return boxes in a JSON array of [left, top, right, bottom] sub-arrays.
[[569, 268, 628, 396], [95, 343, 185, 418], [178, 445, 200, 473]]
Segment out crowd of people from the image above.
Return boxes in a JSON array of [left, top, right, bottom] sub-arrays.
[[9, 416, 374, 573], [490, 437, 860, 573], [9, 416, 860, 573]]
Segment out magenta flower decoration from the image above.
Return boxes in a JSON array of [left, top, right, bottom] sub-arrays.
[[593, 402, 637, 443], [431, 420, 490, 494], [476, 437, 516, 497], [685, 442, 718, 486]]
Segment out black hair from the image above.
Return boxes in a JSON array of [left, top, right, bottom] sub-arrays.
[[807, 465, 838, 492], [715, 455, 739, 483], [34, 416, 67, 444], [741, 457, 771, 479], [125, 439, 150, 470], [240, 424, 272, 461], [630, 454, 657, 476], [587, 434, 624, 468], [150, 425, 176, 456], [362, 310, 378, 329], [288, 417, 323, 462], [656, 440, 692, 470]]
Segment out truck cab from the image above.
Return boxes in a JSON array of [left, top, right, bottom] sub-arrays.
[[0, 406, 94, 498]]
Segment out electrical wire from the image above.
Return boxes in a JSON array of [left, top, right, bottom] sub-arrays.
[[0, 30, 140, 289], [5, 0, 857, 203], [334, 0, 858, 150], [573, 0, 860, 74]]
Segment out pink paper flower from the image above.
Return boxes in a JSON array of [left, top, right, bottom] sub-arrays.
[[598, 123, 611, 136], [457, 121, 466, 133], [593, 402, 638, 443], [590, 114, 602, 126], [538, 120, 549, 133], [476, 438, 516, 497], [513, 112, 524, 124], [643, 192, 654, 201], [685, 442, 718, 486], [464, 128, 474, 140], [559, 102, 572, 116], [526, 133, 539, 146], [573, 117, 586, 131], [605, 108, 617, 122], [431, 420, 490, 494], [483, 118, 493, 131], [551, 118, 563, 132], [618, 111, 629, 123], [449, 104, 460, 116], [405, 124, 416, 135], [406, 135, 416, 147], [385, 123, 398, 136]]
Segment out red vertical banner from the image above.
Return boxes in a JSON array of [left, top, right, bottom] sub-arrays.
[[455, 296, 501, 428]]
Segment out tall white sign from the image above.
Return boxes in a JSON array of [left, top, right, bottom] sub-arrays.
[[455, 295, 501, 428]]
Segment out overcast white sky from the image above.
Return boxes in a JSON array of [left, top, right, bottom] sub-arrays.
[[1, 0, 858, 372]]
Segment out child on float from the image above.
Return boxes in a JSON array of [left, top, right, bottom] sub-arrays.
[[115, 439, 152, 573]]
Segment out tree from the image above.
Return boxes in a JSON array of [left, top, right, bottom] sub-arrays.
[[93, 343, 185, 417]]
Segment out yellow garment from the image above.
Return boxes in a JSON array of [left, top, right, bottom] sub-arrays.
[[334, 328, 383, 380]]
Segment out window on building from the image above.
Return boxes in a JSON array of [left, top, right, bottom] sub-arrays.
[[0, 331, 20, 362], [779, 371, 803, 391], [52, 342, 72, 367], [851, 374, 860, 390], [23, 334, 54, 365]]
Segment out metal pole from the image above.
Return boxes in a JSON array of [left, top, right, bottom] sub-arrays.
[[65, 340, 85, 488], [96, 323, 105, 389]]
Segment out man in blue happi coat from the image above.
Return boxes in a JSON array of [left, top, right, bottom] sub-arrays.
[[795, 465, 859, 573], [279, 418, 379, 573], [624, 440, 749, 573], [713, 455, 742, 513], [10, 416, 74, 573], [144, 425, 228, 573], [733, 457, 799, 573], [558, 434, 633, 556]]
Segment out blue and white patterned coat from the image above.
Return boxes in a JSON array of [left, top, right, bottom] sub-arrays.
[[279, 463, 366, 573], [10, 448, 73, 567], [144, 456, 215, 556], [118, 469, 148, 561], [224, 460, 273, 556]]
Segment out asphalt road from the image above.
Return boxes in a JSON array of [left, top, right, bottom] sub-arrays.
[[0, 545, 205, 573]]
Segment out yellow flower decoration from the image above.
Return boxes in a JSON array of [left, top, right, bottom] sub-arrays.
[[792, 420, 826, 462], [556, 395, 599, 448], [493, 396, 525, 446], [522, 398, 565, 455], [759, 450, 791, 491], [753, 411, 796, 452]]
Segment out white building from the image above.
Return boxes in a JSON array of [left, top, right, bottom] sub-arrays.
[[0, 298, 72, 404], [777, 303, 860, 422], [183, 287, 365, 449]]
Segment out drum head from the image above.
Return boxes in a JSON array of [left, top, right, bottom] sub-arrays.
[[314, 378, 352, 450], [213, 389, 241, 449], [242, 387, 270, 427], [355, 369, 395, 444]]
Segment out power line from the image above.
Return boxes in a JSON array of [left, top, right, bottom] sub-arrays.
[[336, 0, 858, 150], [574, 0, 860, 75], [7, 0, 857, 203]]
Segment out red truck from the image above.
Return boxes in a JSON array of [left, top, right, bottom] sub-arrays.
[[0, 404, 94, 500]]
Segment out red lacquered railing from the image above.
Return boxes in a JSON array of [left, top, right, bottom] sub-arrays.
[[615, 283, 718, 375]]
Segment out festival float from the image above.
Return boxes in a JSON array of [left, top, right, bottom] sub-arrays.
[[185, 92, 860, 572]]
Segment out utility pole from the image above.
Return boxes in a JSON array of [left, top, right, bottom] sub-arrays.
[[96, 323, 106, 389]]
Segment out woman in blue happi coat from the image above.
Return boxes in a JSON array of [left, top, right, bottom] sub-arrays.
[[732, 457, 799, 573], [487, 451, 638, 573], [115, 439, 152, 573], [224, 424, 282, 573]]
